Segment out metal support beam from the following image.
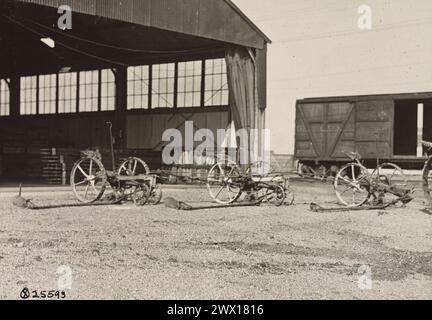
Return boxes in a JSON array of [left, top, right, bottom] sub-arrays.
[[115, 67, 127, 149], [9, 75, 20, 117]]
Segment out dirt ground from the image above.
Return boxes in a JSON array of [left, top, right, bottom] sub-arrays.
[[0, 179, 431, 300]]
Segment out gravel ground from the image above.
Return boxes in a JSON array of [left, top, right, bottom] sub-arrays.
[[0, 180, 431, 300]]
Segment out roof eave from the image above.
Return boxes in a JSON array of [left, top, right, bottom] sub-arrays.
[[223, 0, 272, 45]]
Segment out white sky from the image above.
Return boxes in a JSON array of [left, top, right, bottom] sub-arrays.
[[232, 0, 432, 154]]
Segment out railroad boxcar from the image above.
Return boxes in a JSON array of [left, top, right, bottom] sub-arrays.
[[295, 92, 432, 172]]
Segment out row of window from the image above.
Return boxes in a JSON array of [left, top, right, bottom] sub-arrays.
[[20, 69, 115, 115], [0, 58, 228, 117], [127, 58, 228, 110]]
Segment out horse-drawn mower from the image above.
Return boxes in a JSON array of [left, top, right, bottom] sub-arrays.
[[70, 122, 162, 206]]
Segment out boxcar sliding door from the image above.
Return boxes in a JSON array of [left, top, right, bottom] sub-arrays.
[[295, 102, 355, 161]]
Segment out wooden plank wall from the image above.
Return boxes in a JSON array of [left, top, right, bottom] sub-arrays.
[[355, 100, 394, 159]]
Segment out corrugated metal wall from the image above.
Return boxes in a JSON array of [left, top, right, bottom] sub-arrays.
[[16, 0, 267, 49]]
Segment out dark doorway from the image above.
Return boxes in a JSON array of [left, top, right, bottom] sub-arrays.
[[422, 99, 432, 154], [394, 100, 417, 156], [422, 99, 432, 139]]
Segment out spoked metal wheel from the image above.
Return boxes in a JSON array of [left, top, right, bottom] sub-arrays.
[[207, 161, 242, 204], [118, 157, 150, 176], [263, 184, 286, 206], [374, 163, 409, 204], [132, 184, 151, 206], [334, 163, 371, 207], [375, 163, 408, 190], [253, 176, 292, 206], [71, 157, 107, 203]]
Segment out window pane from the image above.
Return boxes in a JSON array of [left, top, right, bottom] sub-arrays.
[[204, 58, 229, 107], [79, 70, 99, 112], [20, 76, 37, 115], [151, 63, 175, 109], [127, 65, 149, 110], [177, 60, 202, 108], [39, 74, 57, 114], [101, 69, 115, 111], [59, 72, 77, 113]]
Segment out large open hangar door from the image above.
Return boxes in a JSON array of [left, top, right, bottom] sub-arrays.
[[0, 0, 270, 184]]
